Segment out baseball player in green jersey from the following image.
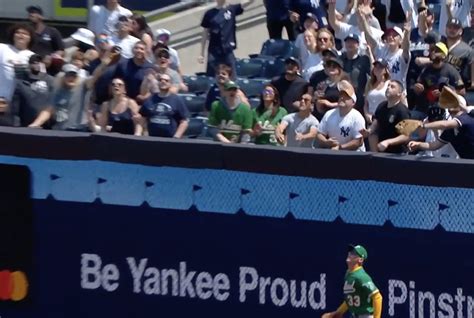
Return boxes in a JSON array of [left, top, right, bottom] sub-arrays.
[[322, 244, 382, 318]]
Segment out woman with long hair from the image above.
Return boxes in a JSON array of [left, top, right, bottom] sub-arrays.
[[98, 77, 143, 135], [130, 14, 154, 58], [0, 23, 35, 104], [252, 84, 288, 145], [301, 28, 335, 81], [363, 59, 390, 124]]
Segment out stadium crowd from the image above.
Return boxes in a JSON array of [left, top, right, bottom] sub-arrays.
[[0, 0, 474, 158]]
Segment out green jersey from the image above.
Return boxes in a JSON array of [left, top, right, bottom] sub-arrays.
[[343, 267, 379, 315], [208, 100, 253, 143], [253, 107, 288, 145]]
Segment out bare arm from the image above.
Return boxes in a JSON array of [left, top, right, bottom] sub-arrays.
[[358, 6, 378, 53], [275, 121, 289, 144], [445, 0, 454, 20], [301, 126, 318, 140], [423, 118, 460, 130], [340, 137, 364, 150], [408, 139, 445, 151], [29, 107, 53, 128], [199, 29, 209, 63], [327, 0, 342, 34], [174, 119, 189, 138], [128, 99, 144, 136], [402, 17, 412, 62]]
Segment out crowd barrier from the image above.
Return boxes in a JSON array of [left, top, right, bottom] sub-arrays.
[[0, 127, 473, 318]]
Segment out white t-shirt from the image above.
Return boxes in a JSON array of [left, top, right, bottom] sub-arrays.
[[111, 34, 140, 59], [0, 44, 34, 101], [366, 81, 389, 115], [318, 108, 366, 151], [282, 112, 319, 148], [88, 5, 133, 36], [335, 22, 384, 54], [439, 1, 472, 36], [375, 45, 410, 90], [302, 52, 323, 81]]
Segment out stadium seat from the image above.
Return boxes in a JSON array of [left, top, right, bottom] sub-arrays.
[[237, 78, 270, 98], [258, 39, 296, 59], [236, 58, 266, 78], [185, 117, 207, 138], [182, 75, 214, 94], [179, 94, 206, 116], [262, 58, 286, 78]]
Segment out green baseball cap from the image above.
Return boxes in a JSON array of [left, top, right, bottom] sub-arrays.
[[348, 244, 368, 259], [224, 81, 239, 90]]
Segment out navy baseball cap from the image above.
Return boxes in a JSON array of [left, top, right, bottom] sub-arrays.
[[285, 56, 300, 67], [344, 33, 360, 43], [26, 5, 43, 15], [447, 18, 462, 28], [325, 56, 344, 69], [322, 48, 340, 58]]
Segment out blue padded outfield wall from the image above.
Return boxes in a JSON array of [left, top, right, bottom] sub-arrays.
[[0, 127, 473, 318]]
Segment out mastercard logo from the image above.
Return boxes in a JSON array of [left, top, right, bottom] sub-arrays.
[[0, 270, 28, 301]]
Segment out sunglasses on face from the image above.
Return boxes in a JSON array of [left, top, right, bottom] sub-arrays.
[[157, 54, 170, 59], [112, 82, 124, 87], [262, 89, 275, 95], [318, 37, 330, 42]]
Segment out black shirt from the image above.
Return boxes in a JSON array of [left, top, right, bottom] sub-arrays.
[[31, 26, 64, 57], [388, 0, 405, 23], [12, 72, 54, 127], [271, 75, 308, 113], [374, 101, 411, 153], [416, 63, 464, 113], [341, 53, 371, 112]]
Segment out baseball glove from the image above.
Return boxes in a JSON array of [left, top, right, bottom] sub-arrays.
[[395, 119, 422, 136], [439, 86, 460, 109]]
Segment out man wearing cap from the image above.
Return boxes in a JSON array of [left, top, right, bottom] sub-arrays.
[[327, 0, 384, 54], [140, 48, 187, 98], [26, 6, 64, 61], [409, 86, 474, 159], [275, 93, 319, 147], [208, 81, 253, 143], [361, 80, 411, 153], [156, 29, 181, 74], [10, 54, 54, 127], [263, 0, 295, 41], [271, 57, 309, 113], [199, 0, 255, 77], [28, 54, 112, 130], [322, 244, 382, 318], [316, 80, 366, 151], [88, 0, 132, 37], [341, 33, 370, 113], [362, 12, 412, 92], [413, 42, 464, 115], [444, 18, 474, 91], [439, 0, 472, 37], [139, 73, 190, 138]]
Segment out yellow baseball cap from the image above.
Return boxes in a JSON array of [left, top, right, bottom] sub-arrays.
[[435, 42, 448, 56]]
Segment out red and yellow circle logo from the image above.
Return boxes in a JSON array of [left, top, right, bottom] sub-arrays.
[[0, 270, 28, 301]]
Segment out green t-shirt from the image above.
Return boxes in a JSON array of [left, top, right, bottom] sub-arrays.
[[209, 100, 253, 142], [253, 107, 288, 145], [343, 267, 379, 315]]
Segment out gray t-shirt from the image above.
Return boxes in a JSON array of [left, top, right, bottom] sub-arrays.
[[52, 78, 88, 130], [282, 112, 319, 148]]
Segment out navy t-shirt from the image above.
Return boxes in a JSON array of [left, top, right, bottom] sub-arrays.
[[201, 4, 243, 55], [264, 0, 290, 21], [140, 93, 190, 137], [439, 113, 474, 159], [115, 58, 153, 99]]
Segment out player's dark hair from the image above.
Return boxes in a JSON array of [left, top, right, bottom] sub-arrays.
[[7, 23, 35, 49]]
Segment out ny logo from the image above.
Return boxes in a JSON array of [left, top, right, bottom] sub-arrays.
[[391, 61, 400, 73], [340, 126, 350, 137]]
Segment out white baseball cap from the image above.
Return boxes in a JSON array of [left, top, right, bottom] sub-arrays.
[[62, 63, 79, 74], [156, 28, 171, 37], [71, 28, 95, 47]]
